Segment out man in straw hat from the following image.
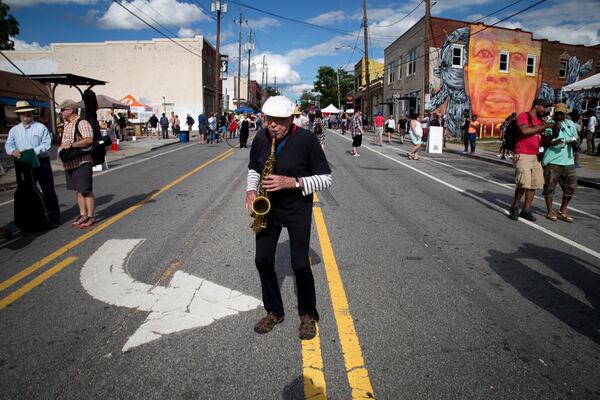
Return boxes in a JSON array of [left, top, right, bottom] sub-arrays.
[[5, 100, 60, 226], [245, 95, 332, 340], [58, 99, 96, 229], [540, 103, 578, 223]]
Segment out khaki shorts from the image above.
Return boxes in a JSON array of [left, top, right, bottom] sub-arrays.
[[514, 154, 544, 189]]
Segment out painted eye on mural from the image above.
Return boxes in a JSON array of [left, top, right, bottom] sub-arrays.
[[475, 49, 494, 59]]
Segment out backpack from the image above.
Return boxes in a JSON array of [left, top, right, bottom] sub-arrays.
[[504, 113, 532, 152]]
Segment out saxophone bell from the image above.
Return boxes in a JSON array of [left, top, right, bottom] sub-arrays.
[[251, 196, 271, 216]]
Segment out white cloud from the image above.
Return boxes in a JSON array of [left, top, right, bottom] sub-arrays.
[[280, 83, 314, 99], [306, 11, 347, 25], [4, 0, 96, 6], [12, 38, 50, 51], [178, 27, 198, 38], [98, 0, 210, 30], [246, 17, 281, 32]]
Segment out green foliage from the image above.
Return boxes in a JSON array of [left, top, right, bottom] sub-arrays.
[[312, 66, 354, 109], [0, 1, 19, 51]]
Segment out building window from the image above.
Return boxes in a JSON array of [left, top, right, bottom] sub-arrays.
[[499, 51, 509, 73], [408, 48, 417, 76], [398, 57, 402, 79], [388, 61, 396, 84], [451, 45, 464, 68], [526, 55, 536, 76], [559, 60, 568, 79]]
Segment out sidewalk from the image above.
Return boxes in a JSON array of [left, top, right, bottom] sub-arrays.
[[0, 135, 183, 193], [330, 128, 600, 190]]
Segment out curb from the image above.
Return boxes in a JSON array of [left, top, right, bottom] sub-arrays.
[[443, 147, 600, 191]]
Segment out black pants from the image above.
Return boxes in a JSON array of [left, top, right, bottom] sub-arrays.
[[161, 127, 168, 139], [36, 157, 60, 224], [255, 222, 318, 320], [240, 130, 249, 148]]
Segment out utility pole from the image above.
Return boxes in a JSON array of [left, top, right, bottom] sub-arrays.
[[336, 65, 341, 110], [274, 76, 277, 95], [261, 55, 266, 106], [362, 0, 371, 126], [422, 0, 431, 114], [245, 31, 254, 108], [234, 12, 243, 110], [211, 0, 227, 116], [265, 66, 269, 98]]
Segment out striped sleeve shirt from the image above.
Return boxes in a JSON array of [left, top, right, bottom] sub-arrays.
[[247, 169, 332, 196]]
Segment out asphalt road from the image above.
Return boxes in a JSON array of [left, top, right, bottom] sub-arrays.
[[0, 130, 599, 399]]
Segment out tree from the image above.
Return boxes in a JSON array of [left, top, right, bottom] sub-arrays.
[[313, 66, 354, 110], [0, 2, 19, 51], [298, 90, 315, 111]]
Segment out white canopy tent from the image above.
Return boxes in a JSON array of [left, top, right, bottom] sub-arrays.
[[562, 72, 600, 92], [321, 104, 340, 114]]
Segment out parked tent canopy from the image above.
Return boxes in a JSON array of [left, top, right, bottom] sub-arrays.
[[562, 73, 600, 92], [321, 104, 340, 114]]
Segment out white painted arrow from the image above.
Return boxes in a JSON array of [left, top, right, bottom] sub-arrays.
[[81, 239, 261, 352]]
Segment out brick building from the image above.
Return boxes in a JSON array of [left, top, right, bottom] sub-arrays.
[[384, 16, 600, 136]]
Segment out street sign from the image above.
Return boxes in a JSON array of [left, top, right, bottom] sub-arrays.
[[427, 126, 444, 153], [220, 55, 229, 80], [81, 239, 261, 351]]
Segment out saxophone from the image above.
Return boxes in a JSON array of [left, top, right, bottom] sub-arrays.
[[250, 133, 276, 234]]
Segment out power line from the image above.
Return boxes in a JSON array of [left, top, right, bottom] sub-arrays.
[[377, 0, 424, 27], [380, 0, 546, 74], [112, 0, 203, 59]]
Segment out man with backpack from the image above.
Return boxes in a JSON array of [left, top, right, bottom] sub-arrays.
[[508, 99, 555, 222], [57, 99, 96, 229]]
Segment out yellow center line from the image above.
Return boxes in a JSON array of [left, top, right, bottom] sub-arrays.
[[302, 257, 327, 400], [313, 194, 376, 399], [217, 148, 235, 161], [0, 257, 77, 310], [0, 148, 234, 295]]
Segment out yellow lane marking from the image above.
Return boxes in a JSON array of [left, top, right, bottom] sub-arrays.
[[217, 149, 235, 161], [302, 257, 327, 400], [0, 148, 234, 295], [313, 194, 376, 399], [0, 257, 77, 310], [302, 325, 327, 400]]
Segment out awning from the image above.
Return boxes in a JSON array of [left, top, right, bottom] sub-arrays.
[[0, 95, 49, 108], [321, 104, 340, 114], [29, 73, 107, 87], [562, 72, 600, 92]]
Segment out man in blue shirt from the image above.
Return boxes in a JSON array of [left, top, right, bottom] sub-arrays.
[[542, 103, 578, 223], [197, 112, 207, 144], [5, 100, 60, 225]]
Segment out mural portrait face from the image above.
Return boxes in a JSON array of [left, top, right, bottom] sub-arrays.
[[464, 25, 542, 125]]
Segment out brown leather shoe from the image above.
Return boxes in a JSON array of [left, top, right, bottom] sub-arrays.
[[254, 313, 284, 334], [299, 315, 317, 340]]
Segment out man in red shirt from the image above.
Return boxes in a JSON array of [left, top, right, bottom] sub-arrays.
[[509, 99, 554, 221], [373, 113, 385, 146]]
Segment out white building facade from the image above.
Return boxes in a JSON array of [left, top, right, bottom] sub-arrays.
[[0, 36, 219, 128]]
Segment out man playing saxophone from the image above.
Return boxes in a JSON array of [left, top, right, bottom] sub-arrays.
[[245, 96, 332, 340]]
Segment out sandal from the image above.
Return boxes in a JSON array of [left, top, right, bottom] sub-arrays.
[[299, 315, 317, 340], [545, 212, 558, 222], [254, 313, 284, 334], [557, 212, 574, 223]]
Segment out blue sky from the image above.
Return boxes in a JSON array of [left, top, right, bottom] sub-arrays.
[[5, 0, 600, 99]]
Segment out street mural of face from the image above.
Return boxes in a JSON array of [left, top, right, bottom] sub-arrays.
[[464, 25, 542, 127]]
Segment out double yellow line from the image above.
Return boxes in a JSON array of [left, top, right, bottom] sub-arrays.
[[301, 194, 375, 399], [0, 148, 235, 310]]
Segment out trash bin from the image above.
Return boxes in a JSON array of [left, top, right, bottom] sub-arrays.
[[179, 130, 189, 142]]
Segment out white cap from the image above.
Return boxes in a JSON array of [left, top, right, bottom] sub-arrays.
[[261, 96, 295, 118]]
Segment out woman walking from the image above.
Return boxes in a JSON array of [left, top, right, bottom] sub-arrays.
[[314, 111, 326, 150], [384, 115, 396, 144], [408, 113, 423, 160]]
